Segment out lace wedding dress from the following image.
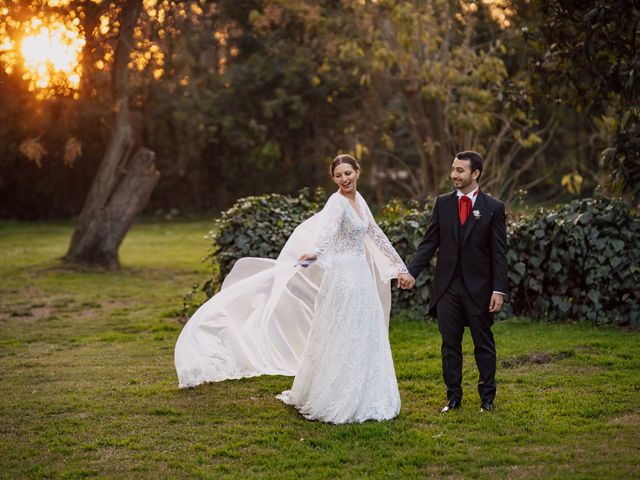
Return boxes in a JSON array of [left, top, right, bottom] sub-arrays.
[[175, 191, 407, 424], [277, 192, 407, 423]]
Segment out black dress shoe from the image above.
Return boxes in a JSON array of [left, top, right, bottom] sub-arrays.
[[441, 400, 461, 413], [480, 401, 495, 412]]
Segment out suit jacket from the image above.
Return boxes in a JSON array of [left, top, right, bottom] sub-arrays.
[[407, 190, 508, 317]]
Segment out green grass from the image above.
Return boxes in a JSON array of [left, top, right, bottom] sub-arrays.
[[1, 220, 639, 479]]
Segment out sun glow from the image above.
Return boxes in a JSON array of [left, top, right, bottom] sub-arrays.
[[17, 17, 85, 98]]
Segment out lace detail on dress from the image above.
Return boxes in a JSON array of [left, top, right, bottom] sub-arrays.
[[312, 193, 348, 268], [360, 194, 408, 275], [313, 192, 407, 275], [176, 335, 241, 388]]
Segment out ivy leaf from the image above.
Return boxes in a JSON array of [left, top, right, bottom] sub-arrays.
[[513, 262, 526, 276], [587, 289, 600, 304], [611, 240, 625, 252]]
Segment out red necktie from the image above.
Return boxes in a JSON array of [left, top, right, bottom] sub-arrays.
[[459, 196, 472, 225]]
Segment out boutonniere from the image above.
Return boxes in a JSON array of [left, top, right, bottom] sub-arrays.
[[473, 210, 481, 220]]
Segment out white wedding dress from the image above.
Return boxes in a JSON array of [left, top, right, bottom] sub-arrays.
[[175, 191, 407, 424]]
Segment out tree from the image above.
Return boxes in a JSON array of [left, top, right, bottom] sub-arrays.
[[318, 0, 555, 201], [179, 0, 367, 204], [533, 0, 640, 202], [3, 0, 627, 219], [0, 0, 163, 267], [65, 0, 160, 269]]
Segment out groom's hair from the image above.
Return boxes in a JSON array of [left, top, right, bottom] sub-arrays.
[[330, 154, 360, 176], [455, 151, 483, 179]]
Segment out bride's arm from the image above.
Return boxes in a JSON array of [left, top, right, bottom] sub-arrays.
[[302, 194, 346, 268], [362, 199, 408, 274]]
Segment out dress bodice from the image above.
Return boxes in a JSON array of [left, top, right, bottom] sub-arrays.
[[313, 192, 407, 274], [333, 202, 368, 257]]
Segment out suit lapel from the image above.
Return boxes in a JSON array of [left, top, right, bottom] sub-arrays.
[[462, 191, 487, 246], [446, 191, 460, 245]]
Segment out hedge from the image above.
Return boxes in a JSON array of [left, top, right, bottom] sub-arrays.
[[184, 191, 639, 326]]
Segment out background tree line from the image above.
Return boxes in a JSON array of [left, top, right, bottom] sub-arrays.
[[1, 0, 638, 221]]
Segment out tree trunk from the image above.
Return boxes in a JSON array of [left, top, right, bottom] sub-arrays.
[[64, 0, 159, 269], [403, 85, 451, 196], [403, 84, 435, 195], [424, 97, 452, 191]]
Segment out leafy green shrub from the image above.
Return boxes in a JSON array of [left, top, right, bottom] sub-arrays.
[[186, 192, 639, 326], [505, 197, 640, 325]]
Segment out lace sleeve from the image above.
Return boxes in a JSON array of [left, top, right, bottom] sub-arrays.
[[362, 197, 408, 274], [312, 194, 346, 268]]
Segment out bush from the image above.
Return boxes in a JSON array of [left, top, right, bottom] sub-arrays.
[[186, 192, 640, 326], [505, 197, 640, 325]]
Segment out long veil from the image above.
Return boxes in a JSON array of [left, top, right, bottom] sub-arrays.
[[174, 192, 398, 388]]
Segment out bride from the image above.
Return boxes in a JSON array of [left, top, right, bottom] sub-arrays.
[[175, 154, 412, 424]]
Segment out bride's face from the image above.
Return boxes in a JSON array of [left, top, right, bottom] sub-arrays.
[[332, 163, 359, 195]]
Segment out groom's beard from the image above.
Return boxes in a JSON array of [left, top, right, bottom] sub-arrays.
[[453, 177, 474, 191]]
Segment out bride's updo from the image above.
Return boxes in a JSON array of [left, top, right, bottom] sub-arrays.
[[330, 154, 360, 176]]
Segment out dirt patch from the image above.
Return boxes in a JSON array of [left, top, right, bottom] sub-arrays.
[[0, 306, 47, 324], [478, 463, 555, 479], [501, 350, 574, 368], [0, 293, 104, 324], [30, 306, 54, 320], [610, 412, 640, 426]]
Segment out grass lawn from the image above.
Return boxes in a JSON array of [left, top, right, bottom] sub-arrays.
[[1, 220, 638, 479]]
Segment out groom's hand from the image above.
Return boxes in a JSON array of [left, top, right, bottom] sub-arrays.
[[397, 273, 415, 290], [489, 293, 504, 313]]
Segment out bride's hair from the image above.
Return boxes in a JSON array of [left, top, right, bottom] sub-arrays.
[[330, 154, 360, 176]]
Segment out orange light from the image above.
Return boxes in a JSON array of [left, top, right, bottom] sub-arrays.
[[19, 17, 85, 96]]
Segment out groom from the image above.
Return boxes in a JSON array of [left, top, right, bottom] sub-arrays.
[[397, 151, 508, 413]]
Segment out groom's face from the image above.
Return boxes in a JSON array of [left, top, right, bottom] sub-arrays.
[[451, 158, 478, 191]]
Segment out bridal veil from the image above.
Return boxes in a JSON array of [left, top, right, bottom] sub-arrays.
[[174, 193, 398, 388]]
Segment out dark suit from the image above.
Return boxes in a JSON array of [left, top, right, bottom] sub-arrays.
[[408, 190, 508, 403]]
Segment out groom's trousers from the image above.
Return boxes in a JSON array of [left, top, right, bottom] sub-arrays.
[[436, 274, 496, 404]]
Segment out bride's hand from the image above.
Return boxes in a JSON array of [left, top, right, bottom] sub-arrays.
[[397, 272, 415, 289], [298, 253, 317, 262]]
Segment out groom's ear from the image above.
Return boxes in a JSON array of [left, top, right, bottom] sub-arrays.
[[472, 169, 481, 180]]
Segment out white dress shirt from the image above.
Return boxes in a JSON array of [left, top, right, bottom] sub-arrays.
[[456, 186, 480, 206]]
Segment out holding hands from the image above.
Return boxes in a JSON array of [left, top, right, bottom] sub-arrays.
[[397, 272, 416, 290]]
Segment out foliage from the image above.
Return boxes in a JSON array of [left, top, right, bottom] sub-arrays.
[[0, 0, 229, 217], [391, 195, 640, 325], [506, 196, 640, 325], [1, 220, 640, 478], [195, 192, 640, 325], [183, 191, 434, 318], [1, 0, 606, 220], [532, 0, 640, 202], [380, 195, 640, 326], [333, 0, 552, 200], [193, 0, 363, 208], [387, 196, 640, 325]]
